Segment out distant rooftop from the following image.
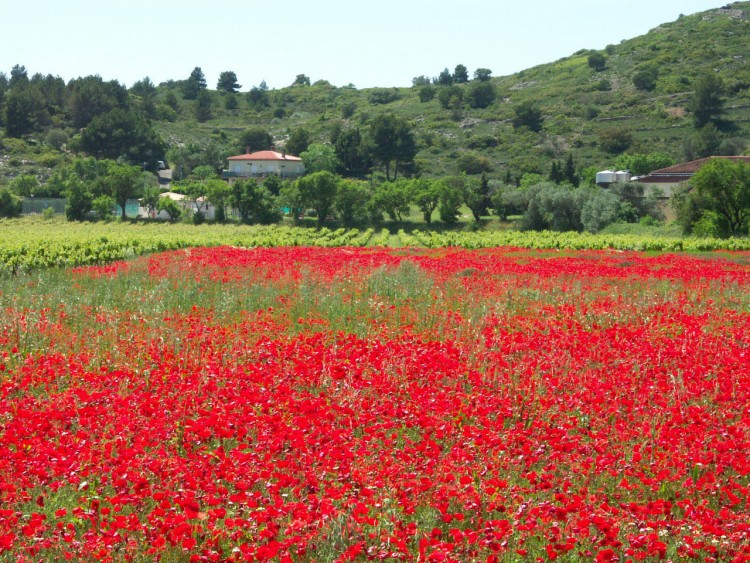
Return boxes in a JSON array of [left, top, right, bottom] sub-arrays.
[[227, 150, 302, 162], [636, 156, 750, 183]]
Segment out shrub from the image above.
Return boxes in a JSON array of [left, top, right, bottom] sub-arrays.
[[588, 53, 607, 71], [92, 194, 116, 221], [368, 88, 402, 105], [0, 187, 22, 218], [599, 128, 633, 154], [45, 128, 68, 150]]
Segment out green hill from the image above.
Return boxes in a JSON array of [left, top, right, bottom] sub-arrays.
[[152, 2, 750, 180], [2, 2, 749, 186]]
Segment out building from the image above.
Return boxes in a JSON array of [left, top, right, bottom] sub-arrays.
[[223, 149, 305, 182], [633, 156, 750, 199], [147, 192, 216, 220]]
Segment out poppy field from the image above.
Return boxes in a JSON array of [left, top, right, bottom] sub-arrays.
[[1, 245, 750, 561]]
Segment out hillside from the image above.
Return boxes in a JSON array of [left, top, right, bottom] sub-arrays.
[[1, 1, 749, 186], [149, 2, 749, 179]]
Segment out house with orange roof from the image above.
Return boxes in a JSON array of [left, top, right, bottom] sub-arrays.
[[223, 148, 305, 183]]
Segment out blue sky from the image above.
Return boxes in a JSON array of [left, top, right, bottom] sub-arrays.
[[1, 0, 724, 90]]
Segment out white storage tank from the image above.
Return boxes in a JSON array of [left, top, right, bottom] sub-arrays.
[[596, 170, 616, 185], [615, 170, 632, 183]]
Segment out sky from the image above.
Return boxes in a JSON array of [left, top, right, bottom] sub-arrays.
[[0, 0, 726, 91]]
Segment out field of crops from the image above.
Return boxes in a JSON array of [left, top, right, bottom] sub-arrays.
[[4, 217, 750, 276], [1, 244, 749, 560]]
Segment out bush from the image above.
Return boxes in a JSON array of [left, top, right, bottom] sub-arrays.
[[467, 81, 496, 109], [45, 128, 69, 150], [368, 88, 401, 105], [37, 152, 61, 168], [456, 152, 493, 175], [588, 53, 607, 71], [467, 135, 498, 149], [581, 189, 621, 233], [418, 85, 435, 103], [633, 67, 658, 91], [599, 128, 633, 154], [0, 188, 22, 218], [438, 86, 464, 109], [92, 194, 116, 221]]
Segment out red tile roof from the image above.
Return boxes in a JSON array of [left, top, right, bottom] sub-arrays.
[[227, 150, 301, 162], [636, 156, 750, 183], [650, 156, 750, 175]]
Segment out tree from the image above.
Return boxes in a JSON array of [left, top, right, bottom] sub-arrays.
[[369, 88, 401, 105], [587, 52, 606, 71], [334, 127, 371, 178], [231, 179, 281, 224], [418, 85, 436, 103], [194, 89, 212, 122], [157, 196, 181, 221], [292, 74, 311, 86], [79, 109, 166, 168], [67, 75, 128, 129], [9, 175, 39, 197], [296, 171, 339, 224], [0, 188, 22, 218], [130, 76, 157, 119], [165, 91, 179, 111], [9, 64, 28, 87], [549, 160, 564, 183], [632, 66, 658, 91], [105, 162, 143, 220], [463, 174, 492, 221], [456, 152, 492, 175], [435, 68, 453, 86], [410, 178, 441, 224], [92, 194, 116, 221], [368, 114, 416, 181], [438, 179, 463, 223], [247, 82, 269, 107], [279, 182, 304, 223], [473, 68, 492, 82], [182, 67, 207, 100], [64, 176, 95, 221], [512, 101, 543, 132], [438, 85, 463, 109], [467, 81, 496, 109], [690, 74, 726, 128], [224, 93, 238, 110], [217, 70, 241, 93], [372, 179, 412, 222], [286, 127, 310, 156], [598, 128, 633, 154], [4, 85, 46, 137], [563, 154, 580, 187], [238, 127, 272, 154], [301, 143, 340, 173], [0, 72, 7, 115], [688, 158, 750, 236], [615, 153, 674, 176], [520, 182, 587, 232], [141, 184, 161, 217], [581, 189, 622, 233], [453, 64, 469, 84], [205, 179, 232, 222], [335, 178, 371, 225], [412, 75, 431, 86]]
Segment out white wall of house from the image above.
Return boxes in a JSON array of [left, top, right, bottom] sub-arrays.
[[227, 159, 304, 177], [638, 182, 682, 199]]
